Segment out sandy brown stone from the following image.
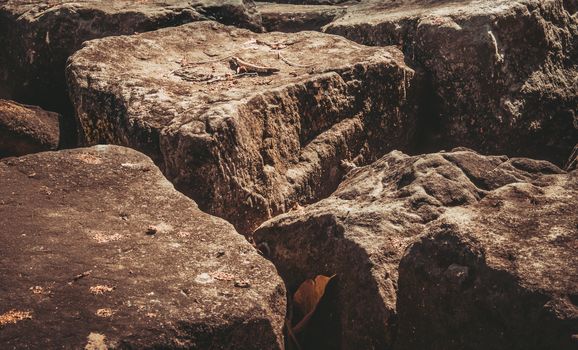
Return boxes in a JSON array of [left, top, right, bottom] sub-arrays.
[[66, 21, 418, 234], [0, 99, 60, 157], [254, 147, 574, 349], [0, 145, 285, 349], [324, 0, 578, 165], [0, 0, 263, 145], [396, 168, 578, 350]]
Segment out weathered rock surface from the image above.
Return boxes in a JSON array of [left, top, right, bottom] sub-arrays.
[[0, 145, 285, 349], [67, 21, 417, 234], [254, 147, 576, 349], [396, 169, 578, 350], [0, 99, 60, 157], [257, 2, 346, 32], [324, 0, 578, 165], [0, 0, 263, 145], [257, 0, 349, 5]]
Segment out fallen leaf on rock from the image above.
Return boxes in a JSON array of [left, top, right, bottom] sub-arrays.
[[0, 309, 33, 327], [30, 286, 46, 295], [90, 285, 115, 295], [85, 332, 107, 350], [292, 274, 335, 334], [95, 308, 115, 318]]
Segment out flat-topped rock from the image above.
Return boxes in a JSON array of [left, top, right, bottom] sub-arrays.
[[0, 0, 262, 145], [0, 145, 285, 349], [396, 168, 578, 350], [324, 0, 578, 165], [67, 21, 417, 233], [0, 99, 60, 157], [254, 148, 573, 349]]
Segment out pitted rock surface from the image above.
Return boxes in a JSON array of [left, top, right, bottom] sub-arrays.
[[254, 147, 574, 349], [324, 0, 578, 165], [0, 145, 285, 349], [67, 21, 417, 233], [0, 99, 60, 157], [0, 0, 262, 145]]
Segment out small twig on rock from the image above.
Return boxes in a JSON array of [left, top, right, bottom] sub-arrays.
[[230, 56, 279, 75], [278, 52, 315, 68]]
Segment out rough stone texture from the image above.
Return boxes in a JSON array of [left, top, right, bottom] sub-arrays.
[[0, 145, 285, 349], [256, 0, 349, 5], [0, 0, 263, 145], [324, 0, 578, 165], [396, 170, 578, 350], [257, 2, 346, 32], [254, 147, 574, 349], [67, 21, 417, 234], [0, 99, 60, 157]]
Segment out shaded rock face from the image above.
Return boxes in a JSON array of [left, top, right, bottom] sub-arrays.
[[257, 0, 349, 5], [396, 171, 578, 350], [325, 0, 578, 165], [254, 148, 574, 349], [0, 145, 285, 349], [0, 0, 262, 146], [0, 99, 60, 157], [257, 3, 346, 32], [67, 21, 417, 234]]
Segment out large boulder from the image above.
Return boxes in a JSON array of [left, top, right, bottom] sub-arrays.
[[0, 0, 263, 145], [0, 99, 60, 157], [324, 0, 578, 165], [254, 147, 575, 349], [67, 21, 418, 234], [0, 145, 285, 349], [396, 169, 578, 350]]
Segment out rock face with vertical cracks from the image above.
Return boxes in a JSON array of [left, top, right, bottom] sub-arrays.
[[396, 168, 578, 350], [67, 21, 417, 234], [0, 145, 285, 349], [0, 99, 60, 157], [325, 0, 578, 165], [254, 147, 574, 349], [0, 0, 262, 144]]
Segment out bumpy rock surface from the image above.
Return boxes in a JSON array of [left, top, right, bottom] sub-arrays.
[[254, 148, 575, 349], [257, 2, 346, 32], [0, 0, 262, 144], [67, 21, 417, 234], [0, 145, 285, 349], [0, 99, 60, 157], [396, 169, 578, 350], [325, 0, 578, 165]]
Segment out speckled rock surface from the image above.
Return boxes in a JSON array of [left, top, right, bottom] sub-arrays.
[[254, 147, 574, 349], [67, 21, 417, 234], [396, 168, 578, 350], [324, 0, 578, 165], [0, 99, 60, 157], [0, 0, 263, 145], [0, 145, 285, 349]]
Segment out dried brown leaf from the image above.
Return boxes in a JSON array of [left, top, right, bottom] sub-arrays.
[[0, 310, 33, 327], [292, 274, 335, 334]]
